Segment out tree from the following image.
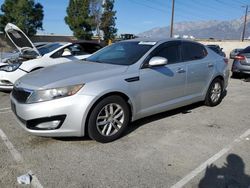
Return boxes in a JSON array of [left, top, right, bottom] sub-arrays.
[[89, 0, 102, 42], [100, 0, 117, 43], [65, 0, 93, 40], [0, 0, 44, 36]]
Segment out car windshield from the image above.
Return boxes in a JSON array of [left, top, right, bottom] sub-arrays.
[[38, 43, 63, 56], [86, 41, 155, 65]]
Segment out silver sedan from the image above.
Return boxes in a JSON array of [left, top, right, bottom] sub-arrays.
[[10, 38, 229, 143], [231, 46, 250, 77]]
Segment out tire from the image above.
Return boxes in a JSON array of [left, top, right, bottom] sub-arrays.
[[205, 78, 224, 107], [88, 95, 130, 143]]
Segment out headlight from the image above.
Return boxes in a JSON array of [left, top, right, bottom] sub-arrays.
[[26, 84, 84, 104], [0, 63, 21, 72]]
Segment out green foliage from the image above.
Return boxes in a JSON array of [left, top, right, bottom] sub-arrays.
[[0, 0, 44, 36], [100, 0, 117, 42], [65, 0, 93, 40]]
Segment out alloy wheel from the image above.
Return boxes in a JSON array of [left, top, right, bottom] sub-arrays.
[[96, 103, 125, 136], [210, 82, 222, 103]]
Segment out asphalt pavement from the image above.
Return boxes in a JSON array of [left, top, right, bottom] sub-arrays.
[[0, 77, 250, 188]]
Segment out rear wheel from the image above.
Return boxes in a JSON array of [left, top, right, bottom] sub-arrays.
[[88, 96, 130, 143], [205, 78, 223, 107]]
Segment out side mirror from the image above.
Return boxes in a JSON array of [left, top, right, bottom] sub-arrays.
[[62, 49, 72, 57], [148, 56, 168, 67]]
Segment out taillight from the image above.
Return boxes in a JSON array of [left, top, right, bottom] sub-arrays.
[[234, 55, 245, 61], [223, 58, 229, 64]]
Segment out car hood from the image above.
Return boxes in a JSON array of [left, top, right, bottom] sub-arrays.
[[5, 23, 41, 56], [17, 61, 129, 90]]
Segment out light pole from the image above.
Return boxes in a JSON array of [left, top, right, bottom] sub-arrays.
[[170, 0, 175, 38], [242, 5, 249, 42]]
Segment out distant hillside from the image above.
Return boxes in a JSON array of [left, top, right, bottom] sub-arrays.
[[138, 16, 250, 40]]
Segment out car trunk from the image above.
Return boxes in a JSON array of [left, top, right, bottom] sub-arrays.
[[241, 53, 250, 65]]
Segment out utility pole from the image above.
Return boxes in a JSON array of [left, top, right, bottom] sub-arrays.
[[170, 0, 175, 38], [242, 5, 249, 42]]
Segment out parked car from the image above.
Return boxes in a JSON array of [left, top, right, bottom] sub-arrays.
[[0, 42, 49, 63], [0, 23, 103, 90], [207, 45, 226, 57], [231, 46, 250, 77], [229, 48, 243, 59], [10, 38, 229, 143]]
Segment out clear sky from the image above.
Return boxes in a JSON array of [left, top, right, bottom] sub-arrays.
[[0, 0, 248, 35]]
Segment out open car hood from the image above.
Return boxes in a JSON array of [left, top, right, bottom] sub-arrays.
[[4, 23, 41, 56]]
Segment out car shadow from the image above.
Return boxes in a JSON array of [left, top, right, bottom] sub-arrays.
[[231, 73, 250, 82], [199, 154, 250, 187], [54, 136, 92, 142], [123, 101, 204, 138], [124, 90, 227, 137]]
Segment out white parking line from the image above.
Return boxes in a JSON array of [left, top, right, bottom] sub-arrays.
[[0, 129, 23, 163], [170, 128, 250, 188], [0, 107, 11, 114], [0, 107, 11, 111], [0, 110, 12, 114], [0, 129, 43, 188]]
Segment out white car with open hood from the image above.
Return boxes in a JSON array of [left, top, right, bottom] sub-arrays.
[[0, 23, 103, 90]]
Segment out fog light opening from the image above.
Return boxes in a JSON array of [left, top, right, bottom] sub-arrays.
[[26, 115, 66, 130], [35, 120, 61, 130]]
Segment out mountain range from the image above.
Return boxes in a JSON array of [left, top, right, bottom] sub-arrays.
[[138, 16, 250, 39]]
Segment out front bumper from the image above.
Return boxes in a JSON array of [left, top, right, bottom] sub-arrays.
[[232, 61, 250, 74], [10, 94, 96, 137], [0, 69, 26, 90]]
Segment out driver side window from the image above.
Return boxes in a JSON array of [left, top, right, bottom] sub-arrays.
[[143, 42, 181, 68], [154, 43, 181, 64], [51, 48, 70, 58]]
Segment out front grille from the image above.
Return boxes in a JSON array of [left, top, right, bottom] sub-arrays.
[[12, 87, 32, 103]]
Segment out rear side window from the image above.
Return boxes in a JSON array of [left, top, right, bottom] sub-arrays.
[[182, 42, 207, 61], [79, 43, 102, 54], [68, 44, 88, 55]]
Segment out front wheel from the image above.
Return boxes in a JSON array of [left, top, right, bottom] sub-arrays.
[[205, 78, 224, 107], [88, 96, 130, 143]]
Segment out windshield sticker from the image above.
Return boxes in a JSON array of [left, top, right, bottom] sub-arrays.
[[138, 41, 156, 45]]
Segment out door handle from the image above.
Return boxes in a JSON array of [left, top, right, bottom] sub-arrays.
[[208, 63, 214, 68], [176, 68, 186, 73]]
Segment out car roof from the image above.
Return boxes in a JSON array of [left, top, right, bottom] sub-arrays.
[[121, 37, 202, 45], [127, 37, 177, 43], [207, 44, 220, 47], [71, 40, 102, 45]]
